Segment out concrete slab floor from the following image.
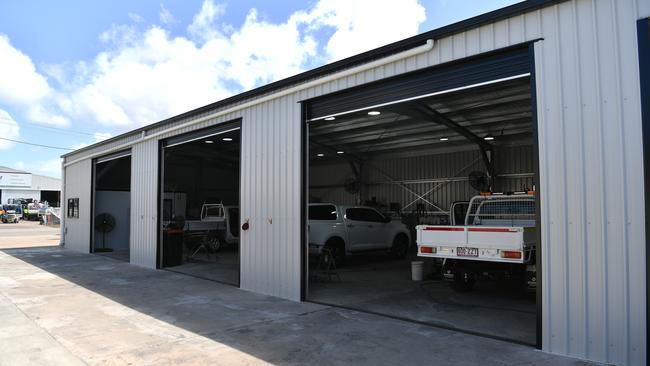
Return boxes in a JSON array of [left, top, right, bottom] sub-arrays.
[[165, 248, 239, 286], [308, 253, 536, 344], [0, 247, 598, 366]]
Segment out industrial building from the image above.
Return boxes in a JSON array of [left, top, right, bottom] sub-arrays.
[[0, 166, 61, 206], [60, 1, 650, 365]]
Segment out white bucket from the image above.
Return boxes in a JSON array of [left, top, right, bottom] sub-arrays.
[[411, 261, 424, 281]]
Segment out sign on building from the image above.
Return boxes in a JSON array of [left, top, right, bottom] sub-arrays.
[[0, 173, 32, 187]]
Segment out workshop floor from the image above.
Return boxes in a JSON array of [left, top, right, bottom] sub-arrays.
[[308, 252, 536, 345]]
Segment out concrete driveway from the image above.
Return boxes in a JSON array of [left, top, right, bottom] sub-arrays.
[[0, 247, 597, 366], [0, 220, 60, 249]]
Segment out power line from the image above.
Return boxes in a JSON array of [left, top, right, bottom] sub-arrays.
[[0, 137, 74, 151], [0, 117, 96, 137]]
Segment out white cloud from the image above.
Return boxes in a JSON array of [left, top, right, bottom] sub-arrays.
[[0, 35, 51, 105], [187, 1, 227, 42], [159, 5, 176, 25], [300, 0, 426, 61], [32, 158, 62, 178], [0, 0, 426, 133], [94, 132, 112, 141], [0, 109, 20, 150], [128, 13, 144, 23]]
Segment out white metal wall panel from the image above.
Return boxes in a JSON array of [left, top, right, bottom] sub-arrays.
[[62, 159, 91, 253], [532, 2, 646, 365], [31, 174, 61, 191], [61, 1, 649, 363], [129, 139, 158, 268]]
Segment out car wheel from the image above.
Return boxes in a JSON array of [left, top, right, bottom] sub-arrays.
[[451, 269, 476, 292], [324, 239, 346, 268], [390, 234, 409, 258]]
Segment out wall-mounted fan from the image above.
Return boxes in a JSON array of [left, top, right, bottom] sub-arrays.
[[468, 171, 491, 192], [94, 213, 116, 252]]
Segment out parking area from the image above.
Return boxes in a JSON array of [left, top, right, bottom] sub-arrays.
[[0, 247, 593, 366], [0, 220, 60, 250]]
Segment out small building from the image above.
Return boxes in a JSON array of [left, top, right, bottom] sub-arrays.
[[0, 166, 61, 206], [59, 1, 650, 365]]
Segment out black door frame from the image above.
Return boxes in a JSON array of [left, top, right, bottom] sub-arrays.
[[300, 41, 543, 349], [635, 17, 650, 359], [89, 149, 132, 256], [156, 119, 243, 288]]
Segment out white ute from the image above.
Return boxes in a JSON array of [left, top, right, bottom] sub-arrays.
[[416, 193, 536, 291], [308, 203, 411, 266]]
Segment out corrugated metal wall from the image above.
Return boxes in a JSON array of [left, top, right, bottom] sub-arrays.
[[533, 2, 647, 364], [129, 139, 159, 268], [62, 159, 91, 253], [62, 1, 649, 364], [310, 145, 535, 211]]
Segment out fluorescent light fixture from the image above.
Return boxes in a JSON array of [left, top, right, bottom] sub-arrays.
[[337, 151, 344, 154], [317, 153, 325, 157], [483, 135, 495, 141], [222, 137, 233, 141], [367, 111, 381, 116], [324, 116, 336, 121], [439, 137, 449, 141], [205, 140, 214, 144]]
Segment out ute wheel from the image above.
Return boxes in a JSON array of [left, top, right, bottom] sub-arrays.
[[451, 269, 476, 292], [206, 236, 222, 253], [324, 239, 346, 268], [390, 234, 409, 258]]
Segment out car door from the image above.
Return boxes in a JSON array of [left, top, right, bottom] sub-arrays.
[[344, 208, 376, 251], [359, 208, 392, 249], [345, 207, 389, 250]]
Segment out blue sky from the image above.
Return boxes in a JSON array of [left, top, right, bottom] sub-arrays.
[[0, 0, 519, 178]]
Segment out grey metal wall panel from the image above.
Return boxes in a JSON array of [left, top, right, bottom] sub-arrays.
[[61, 1, 648, 363], [310, 146, 534, 212], [129, 139, 158, 268], [62, 159, 92, 253]]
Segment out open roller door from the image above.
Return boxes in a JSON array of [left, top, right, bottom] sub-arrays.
[[303, 45, 542, 346]]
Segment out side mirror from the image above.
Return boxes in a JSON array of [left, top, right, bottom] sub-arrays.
[[384, 215, 392, 223]]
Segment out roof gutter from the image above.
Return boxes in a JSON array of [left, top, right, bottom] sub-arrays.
[[63, 39, 434, 167]]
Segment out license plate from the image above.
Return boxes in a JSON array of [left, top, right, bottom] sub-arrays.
[[457, 247, 478, 257]]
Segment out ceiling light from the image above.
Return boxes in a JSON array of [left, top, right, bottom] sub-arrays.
[[324, 116, 336, 121], [439, 137, 449, 141], [367, 111, 381, 116], [337, 151, 344, 154], [222, 137, 233, 141], [317, 153, 325, 157], [483, 135, 495, 141], [205, 140, 214, 144]]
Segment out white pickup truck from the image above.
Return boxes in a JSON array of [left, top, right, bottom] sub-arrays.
[[308, 203, 411, 266], [416, 193, 536, 291], [181, 204, 240, 252]]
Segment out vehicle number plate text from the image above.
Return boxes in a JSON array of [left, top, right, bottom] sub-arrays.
[[457, 247, 479, 257]]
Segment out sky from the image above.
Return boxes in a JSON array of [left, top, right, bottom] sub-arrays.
[[0, 0, 520, 178]]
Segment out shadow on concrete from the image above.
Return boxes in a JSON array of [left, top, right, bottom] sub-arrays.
[[0, 247, 584, 366]]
